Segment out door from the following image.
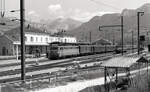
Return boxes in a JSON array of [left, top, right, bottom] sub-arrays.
[[2, 47, 6, 55]]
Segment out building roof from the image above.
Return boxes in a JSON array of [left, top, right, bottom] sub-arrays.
[[101, 55, 148, 68], [52, 31, 75, 37], [50, 42, 78, 46], [92, 38, 113, 45]]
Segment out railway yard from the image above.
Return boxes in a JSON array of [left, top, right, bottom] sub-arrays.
[[0, 52, 115, 83], [0, 49, 149, 92]]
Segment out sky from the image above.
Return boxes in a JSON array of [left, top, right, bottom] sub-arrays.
[[3, 0, 150, 22]]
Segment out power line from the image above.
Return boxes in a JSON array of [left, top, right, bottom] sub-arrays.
[[0, 0, 5, 17], [90, 0, 120, 11]]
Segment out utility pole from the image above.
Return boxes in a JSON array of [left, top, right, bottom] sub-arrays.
[[89, 31, 92, 43], [82, 32, 84, 42], [20, 0, 26, 82], [147, 32, 150, 46], [137, 12, 144, 55], [132, 31, 134, 53], [121, 16, 123, 55], [113, 32, 115, 45], [99, 16, 124, 55]]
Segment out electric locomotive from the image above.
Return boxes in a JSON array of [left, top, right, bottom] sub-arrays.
[[47, 42, 79, 59]]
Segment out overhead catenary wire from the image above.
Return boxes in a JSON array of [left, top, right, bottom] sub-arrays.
[[90, 0, 120, 12]]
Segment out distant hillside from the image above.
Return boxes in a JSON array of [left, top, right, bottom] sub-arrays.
[[0, 17, 82, 36], [41, 18, 82, 33], [0, 18, 50, 35], [0, 18, 20, 35], [69, 13, 122, 43], [69, 3, 150, 45]]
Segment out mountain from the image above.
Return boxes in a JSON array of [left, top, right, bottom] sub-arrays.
[[0, 17, 20, 35], [41, 18, 83, 33], [137, 3, 150, 13], [69, 3, 150, 45], [69, 13, 121, 43]]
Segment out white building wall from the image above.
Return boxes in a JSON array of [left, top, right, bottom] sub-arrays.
[[61, 36, 77, 43], [25, 33, 77, 44], [25, 33, 49, 45]]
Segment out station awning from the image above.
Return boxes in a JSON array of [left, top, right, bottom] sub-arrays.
[[101, 56, 148, 68]]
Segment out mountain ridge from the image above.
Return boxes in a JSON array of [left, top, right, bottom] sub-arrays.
[[69, 3, 150, 44]]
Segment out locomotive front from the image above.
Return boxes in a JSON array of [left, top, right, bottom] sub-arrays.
[[47, 42, 59, 59]]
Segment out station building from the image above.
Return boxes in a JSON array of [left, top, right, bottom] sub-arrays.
[[52, 32, 77, 43], [0, 26, 77, 56]]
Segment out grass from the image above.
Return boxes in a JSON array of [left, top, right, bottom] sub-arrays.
[[124, 72, 150, 92]]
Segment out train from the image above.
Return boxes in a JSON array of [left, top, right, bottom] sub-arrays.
[[46, 42, 139, 60], [46, 42, 117, 60]]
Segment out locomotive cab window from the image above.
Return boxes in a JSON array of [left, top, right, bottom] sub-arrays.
[[50, 47, 58, 50], [60, 47, 63, 50]]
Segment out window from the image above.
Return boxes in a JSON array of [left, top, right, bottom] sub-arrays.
[[25, 36, 27, 41], [45, 37, 48, 42], [41, 37, 43, 42], [60, 47, 63, 50], [49, 38, 51, 42], [50, 47, 58, 50], [51, 38, 53, 42], [31, 37, 34, 42], [65, 39, 67, 43], [36, 37, 38, 42]]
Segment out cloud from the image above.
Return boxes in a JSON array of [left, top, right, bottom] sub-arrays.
[[48, 4, 65, 20], [27, 10, 41, 22], [28, 11, 39, 17], [48, 4, 62, 12], [28, 11, 35, 15], [47, 4, 114, 22]]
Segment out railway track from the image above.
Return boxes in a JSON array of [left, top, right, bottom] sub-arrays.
[[0, 50, 133, 83], [0, 53, 114, 76], [0, 52, 114, 72], [0, 53, 116, 83], [0, 65, 103, 83]]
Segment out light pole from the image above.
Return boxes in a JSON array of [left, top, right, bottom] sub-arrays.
[[137, 12, 144, 55]]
